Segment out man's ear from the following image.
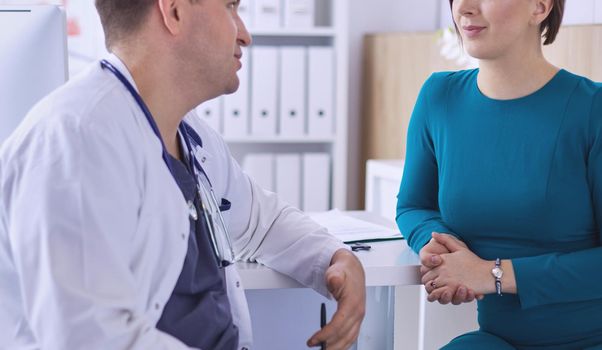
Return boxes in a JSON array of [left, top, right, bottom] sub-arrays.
[[157, 0, 183, 35], [531, 0, 553, 26]]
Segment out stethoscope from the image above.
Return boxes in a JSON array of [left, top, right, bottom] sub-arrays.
[[100, 59, 235, 267]]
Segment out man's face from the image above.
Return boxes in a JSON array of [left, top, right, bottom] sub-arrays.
[[179, 0, 251, 99]]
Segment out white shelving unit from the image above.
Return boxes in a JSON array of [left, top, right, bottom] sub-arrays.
[[219, 0, 350, 210]]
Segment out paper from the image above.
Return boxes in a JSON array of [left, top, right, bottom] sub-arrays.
[[309, 210, 403, 243]]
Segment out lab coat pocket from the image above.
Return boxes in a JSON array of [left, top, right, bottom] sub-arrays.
[[220, 198, 232, 212]]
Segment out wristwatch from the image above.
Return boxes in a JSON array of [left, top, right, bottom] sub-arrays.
[[491, 258, 503, 296]]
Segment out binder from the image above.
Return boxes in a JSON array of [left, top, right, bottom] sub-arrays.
[[223, 48, 250, 137], [283, 0, 315, 28], [275, 154, 301, 208], [253, 0, 281, 29], [196, 97, 222, 132], [308, 47, 334, 137], [302, 153, 330, 212], [238, 0, 254, 27], [279, 47, 306, 137], [242, 153, 275, 191], [251, 46, 278, 136]]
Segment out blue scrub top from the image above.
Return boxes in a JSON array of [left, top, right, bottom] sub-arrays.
[[156, 153, 238, 349]]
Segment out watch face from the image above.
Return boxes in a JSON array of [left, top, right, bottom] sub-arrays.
[[492, 267, 504, 279]]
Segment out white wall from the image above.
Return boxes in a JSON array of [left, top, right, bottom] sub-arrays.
[[563, 0, 596, 25], [346, 0, 443, 209], [439, 0, 454, 28]]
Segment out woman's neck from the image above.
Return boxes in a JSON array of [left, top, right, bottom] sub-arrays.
[[477, 48, 559, 100]]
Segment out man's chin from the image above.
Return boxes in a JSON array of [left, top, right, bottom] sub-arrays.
[[223, 79, 240, 95]]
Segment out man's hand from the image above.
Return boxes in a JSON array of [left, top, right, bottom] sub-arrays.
[[307, 249, 366, 350]]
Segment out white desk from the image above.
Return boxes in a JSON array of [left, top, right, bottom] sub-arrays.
[[237, 239, 420, 290], [237, 211, 420, 289], [235, 211, 422, 350]]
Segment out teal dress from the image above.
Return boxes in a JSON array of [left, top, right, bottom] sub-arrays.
[[396, 69, 602, 349]]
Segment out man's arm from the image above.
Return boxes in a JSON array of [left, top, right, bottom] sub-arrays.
[[191, 116, 366, 349]]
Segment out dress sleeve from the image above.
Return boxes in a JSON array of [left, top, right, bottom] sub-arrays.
[[396, 74, 459, 254], [512, 88, 602, 309]]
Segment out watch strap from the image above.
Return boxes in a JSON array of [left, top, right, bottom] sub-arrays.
[[494, 258, 503, 296]]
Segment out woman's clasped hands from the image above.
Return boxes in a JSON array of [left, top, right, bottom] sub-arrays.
[[420, 232, 495, 305]]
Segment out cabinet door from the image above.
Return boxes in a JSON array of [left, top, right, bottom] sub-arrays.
[[563, 0, 595, 25]]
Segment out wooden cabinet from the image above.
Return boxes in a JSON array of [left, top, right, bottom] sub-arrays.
[[543, 25, 602, 81], [361, 31, 463, 166]]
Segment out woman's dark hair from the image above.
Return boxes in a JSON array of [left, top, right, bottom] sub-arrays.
[[448, 0, 566, 45]]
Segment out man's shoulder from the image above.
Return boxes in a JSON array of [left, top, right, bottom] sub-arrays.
[[45, 62, 133, 127], [1, 62, 140, 167]]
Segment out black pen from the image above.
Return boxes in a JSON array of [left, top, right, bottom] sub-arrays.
[[320, 303, 326, 350]]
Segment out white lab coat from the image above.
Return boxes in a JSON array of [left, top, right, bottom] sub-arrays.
[[0, 55, 347, 350]]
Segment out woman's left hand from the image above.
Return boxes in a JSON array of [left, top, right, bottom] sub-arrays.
[[421, 233, 495, 302]]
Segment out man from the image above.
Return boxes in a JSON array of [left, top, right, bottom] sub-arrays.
[[0, 0, 366, 349]]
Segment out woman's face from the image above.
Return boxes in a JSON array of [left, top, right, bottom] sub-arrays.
[[452, 0, 544, 60]]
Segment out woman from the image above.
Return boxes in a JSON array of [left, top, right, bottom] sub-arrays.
[[396, 0, 602, 348]]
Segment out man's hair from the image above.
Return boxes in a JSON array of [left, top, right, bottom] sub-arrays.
[[448, 0, 566, 45], [95, 0, 156, 49]]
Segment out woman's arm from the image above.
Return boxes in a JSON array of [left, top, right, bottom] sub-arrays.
[[398, 74, 480, 304], [396, 73, 458, 252]]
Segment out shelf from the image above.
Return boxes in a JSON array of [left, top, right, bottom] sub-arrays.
[[249, 27, 336, 37], [224, 136, 335, 144]]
